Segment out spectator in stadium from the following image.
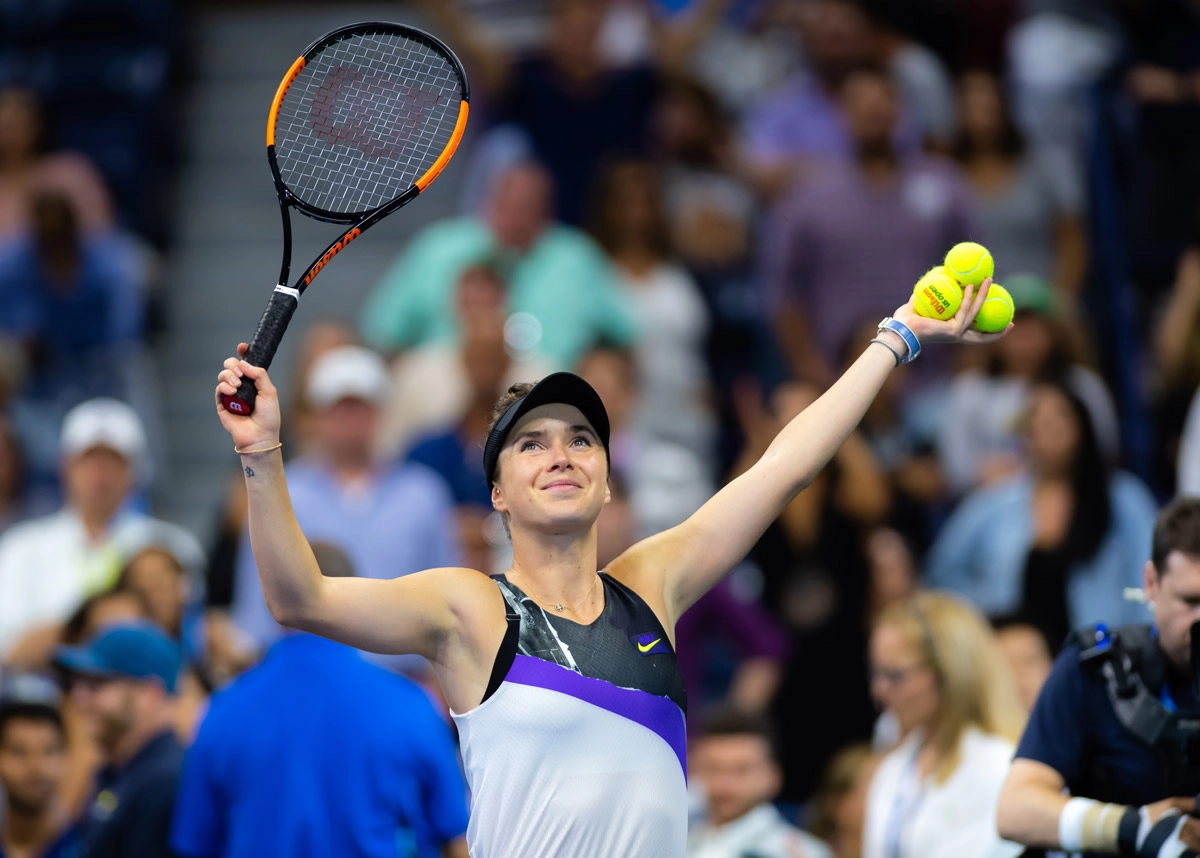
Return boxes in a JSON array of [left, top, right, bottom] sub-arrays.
[[359, 161, 636, 370], [587, 158, 715, 467], [280, 321, 358, 457], [376, 261, 552, 465], [863, 1, 957, 151], [0, 86, 114, 239], [231, 346, 460, 652], [806, 743, 879, 858], [54, 622, 184, 858], [417, 0, 726, 224], [687, 708, 834, 858], [0, 398, 204, 660], [761, 65, 976, 388], [116, 547, 187, 642], [0, 672, 77, 858], [171, 543, 470, 858], [951, 70, 1088, 295], [740, 0, 919, 196], [862, 591, 1025, 858], [927, 378, 1158, 645], [992, 616, 1054, 710], [936, 275, 1116, 496]]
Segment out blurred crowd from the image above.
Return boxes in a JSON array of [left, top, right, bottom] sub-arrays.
[[1, 0, 1200, 856]]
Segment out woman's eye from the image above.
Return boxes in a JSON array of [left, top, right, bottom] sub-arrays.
[[521, 441, 539, 452], [572, 436, 590, 447]]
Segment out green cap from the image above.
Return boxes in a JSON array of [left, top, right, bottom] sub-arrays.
[[1005, 274, 1056, 316]]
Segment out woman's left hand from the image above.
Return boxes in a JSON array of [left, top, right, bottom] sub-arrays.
[[893, 278, 1012, 346]]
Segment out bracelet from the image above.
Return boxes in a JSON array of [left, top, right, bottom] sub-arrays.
[[869, 337, 903, 367], [878, 316, 920, 364], [234, 442, 282, 455]]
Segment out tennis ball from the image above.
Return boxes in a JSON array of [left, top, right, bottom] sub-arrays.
[[944, 242, 995, 287], [912, 266, 964, 320], [972, 283, 1014, 332]]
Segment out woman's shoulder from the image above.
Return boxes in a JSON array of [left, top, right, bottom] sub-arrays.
[[958, 726, 1017, 763]]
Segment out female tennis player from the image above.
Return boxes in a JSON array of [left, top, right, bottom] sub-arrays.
[[215, 283, 1004, 858]]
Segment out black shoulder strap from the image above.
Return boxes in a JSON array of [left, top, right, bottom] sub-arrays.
[[480, 583, 520, 705]]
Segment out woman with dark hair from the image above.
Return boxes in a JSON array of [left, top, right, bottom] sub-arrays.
[[952, 70, 1087, 295], [937, 275, 1117, 495], [927, 378, 1158, 647]]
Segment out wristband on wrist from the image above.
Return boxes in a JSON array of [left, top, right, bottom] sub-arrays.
[[235, 442, 283, 455], [878, 316, 920, 364], [1059, 797, 1139, 853]]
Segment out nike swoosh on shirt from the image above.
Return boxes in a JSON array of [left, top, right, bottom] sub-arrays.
[[637, 638, 662, 653]]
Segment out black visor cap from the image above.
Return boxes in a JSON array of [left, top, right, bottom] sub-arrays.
[[483, 372, 611, 487]]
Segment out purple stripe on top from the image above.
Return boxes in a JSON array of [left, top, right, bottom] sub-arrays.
[[506, 654, 687, 775]]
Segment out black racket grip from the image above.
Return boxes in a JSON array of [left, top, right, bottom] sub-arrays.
[[220, 288, 299, 416]]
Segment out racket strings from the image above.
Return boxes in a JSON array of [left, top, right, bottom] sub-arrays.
[[273, 29, 462, 215]]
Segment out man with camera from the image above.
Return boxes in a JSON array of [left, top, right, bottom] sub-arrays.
[[998, 497, 1200, 857]]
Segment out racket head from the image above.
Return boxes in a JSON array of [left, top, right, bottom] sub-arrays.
[[267, 22, 470, 224]]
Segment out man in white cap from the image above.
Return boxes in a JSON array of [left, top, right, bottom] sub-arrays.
[[0, 398, 204, 660], [231, 346, 460, 654]]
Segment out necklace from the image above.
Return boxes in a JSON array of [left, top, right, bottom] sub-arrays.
[[518, 573, 602, 614]]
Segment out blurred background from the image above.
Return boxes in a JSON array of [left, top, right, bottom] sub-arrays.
[[0, 0, 1199, 856]]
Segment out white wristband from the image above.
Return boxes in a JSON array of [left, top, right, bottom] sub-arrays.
[[1059, 796, 1131, 853]]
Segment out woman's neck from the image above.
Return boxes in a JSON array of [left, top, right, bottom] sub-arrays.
[[508, 527, 603, 618]]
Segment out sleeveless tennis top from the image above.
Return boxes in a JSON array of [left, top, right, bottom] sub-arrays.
[[450, 572, 688, 858]]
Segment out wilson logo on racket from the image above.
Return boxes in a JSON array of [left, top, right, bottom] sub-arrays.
[[304, 228, 361, 284], [219, 21, 470, 418]]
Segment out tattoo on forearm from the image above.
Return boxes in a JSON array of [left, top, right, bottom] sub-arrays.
[[245, 466, 255, 478]]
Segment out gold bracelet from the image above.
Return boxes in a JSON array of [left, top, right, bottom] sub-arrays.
[[234, 442, 282, 455]]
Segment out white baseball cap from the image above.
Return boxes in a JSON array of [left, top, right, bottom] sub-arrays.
[[306, 346, 389, 409], [60, 398, 147, 462]]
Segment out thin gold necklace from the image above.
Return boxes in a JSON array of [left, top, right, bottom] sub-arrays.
[[518, 573, 602, 614]]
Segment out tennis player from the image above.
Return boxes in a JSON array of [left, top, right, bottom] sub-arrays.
[[215, 284, 1004, 858]]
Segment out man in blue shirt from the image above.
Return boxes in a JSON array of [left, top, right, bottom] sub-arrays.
[[997, 497, 1200, 857], [171, 543, 469, 858], [0, 673, 79, 858], [54, 622, 185, 858]]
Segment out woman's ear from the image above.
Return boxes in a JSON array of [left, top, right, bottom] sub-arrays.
[[492, 483, 507, 514]]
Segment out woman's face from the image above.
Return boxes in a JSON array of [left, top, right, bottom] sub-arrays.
[[958, 71, 1004, 144], [869, 623, 940, 734], [1025, 386, 1081, 476], [493, 404, 610, 534], [123, 551, 185, 633], [997, 313, 1053, 378]]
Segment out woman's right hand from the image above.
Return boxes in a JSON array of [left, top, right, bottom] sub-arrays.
[[214, 343, 282, 451]]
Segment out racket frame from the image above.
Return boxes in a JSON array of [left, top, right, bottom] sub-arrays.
[[221, 21, 469, 416]]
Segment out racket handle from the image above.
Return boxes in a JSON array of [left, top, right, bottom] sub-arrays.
[[220, 288, 299, 416]]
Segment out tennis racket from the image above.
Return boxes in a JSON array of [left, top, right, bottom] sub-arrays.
[[220, 21, 469, 416]]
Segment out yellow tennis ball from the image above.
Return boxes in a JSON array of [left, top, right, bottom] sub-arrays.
[[944, 242, 995, 287], [972, 283, 1014, 332], [912, 266, 964, 320]]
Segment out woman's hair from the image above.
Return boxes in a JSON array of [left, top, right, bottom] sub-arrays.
[[585, 158, 672, 260], [487, 382, 536, 437], [1029, 376, 1112, 562], [875, 591, 1026, 784], [951, 70, 1026, 163]]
